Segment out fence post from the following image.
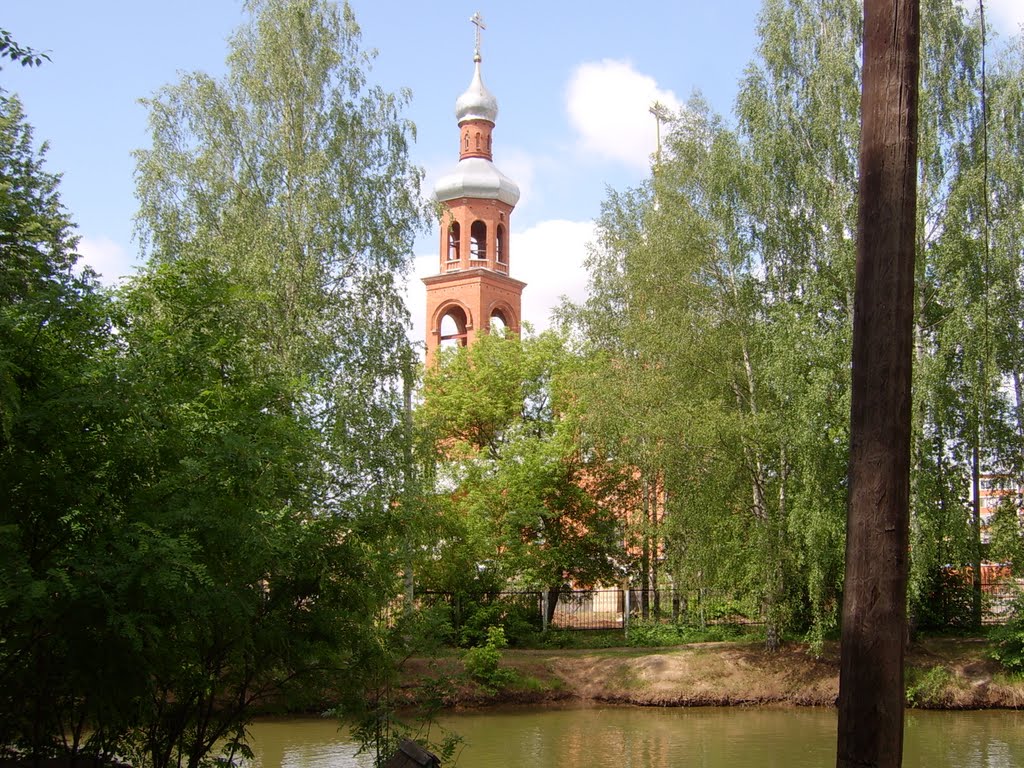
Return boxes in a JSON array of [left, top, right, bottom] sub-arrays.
[[541, 591, 549, 633], [623, 587, 630, 639]]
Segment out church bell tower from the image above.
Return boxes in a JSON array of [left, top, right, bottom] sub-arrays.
[[423, 13, 525, 366]]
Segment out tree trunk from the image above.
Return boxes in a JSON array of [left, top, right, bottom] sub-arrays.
[[545, 586, 560, 625], [650, 479, 661, 618], [972, 437, 983, 628], [641, 476, 651, 619], [836, 1, 919, 767]]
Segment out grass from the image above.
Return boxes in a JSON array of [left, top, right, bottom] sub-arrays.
[[518, 623, 763, 651], [609, 662, 644, 691], [904, 665, 956, 707]]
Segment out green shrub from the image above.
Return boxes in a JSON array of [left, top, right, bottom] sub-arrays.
[[529, 630, 624, 650], [989, 592, 1024, 674], [913, 567, 977, 632], [905, 665, 953, 707], [458, 597, 540, 648], [462, 626, 516, 692], [625, 619, 748, 647]]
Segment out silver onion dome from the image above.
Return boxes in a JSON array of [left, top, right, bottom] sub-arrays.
[[455, 60, 498, 124]]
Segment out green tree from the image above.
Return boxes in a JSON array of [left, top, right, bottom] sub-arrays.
[[108, 254, 387, 768], [988, 496, 1024, 567], [0, 92, 124, 760], [910, 3, 1024, 628], [734, 0, 863, 648], [560, 0, 1024, 649], [134, 0, 423, 523], [417, 332, 632, 624], [562, 93, 806, 644], [125, 0, 424, 761]]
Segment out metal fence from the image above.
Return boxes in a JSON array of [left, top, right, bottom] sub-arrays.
[[393, 581, 1022, 634], [404, 588, 762, 633], [983, 580, 1021, 624], [547, 588, 764, 630]]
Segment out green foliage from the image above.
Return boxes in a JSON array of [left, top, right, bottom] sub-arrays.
[[905, 666, 954, 708], [913, 567, 979, 633], [989, 592, 1024, 675], [0, 29, 49, 68], [1, 1, 425, 766], [117, 0, 423, 760], [561, 0, 1024, 648], [0, 91, 122, 761], [462, 626, 516, 692], [528, 630, 625, 650], [340, 618, 462, 768], [134, 0, 424, 527], [626, 620, 747, 648], [417, 331, 633, 604], [986, 497, 1024, 568], [457, 596, 542, 648]]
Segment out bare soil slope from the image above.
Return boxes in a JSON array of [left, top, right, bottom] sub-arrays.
[[398, 638, 1024, 710]]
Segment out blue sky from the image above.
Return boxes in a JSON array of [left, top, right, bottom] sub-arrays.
[[4, 2, 1023, 343]]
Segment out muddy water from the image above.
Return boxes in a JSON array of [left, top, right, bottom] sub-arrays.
[[248, 707, 1024, 768]]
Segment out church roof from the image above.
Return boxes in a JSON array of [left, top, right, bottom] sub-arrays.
[[434, 49, 519, 208], [434, 156, 520, 206]]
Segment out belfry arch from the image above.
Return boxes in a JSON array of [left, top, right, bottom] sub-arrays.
[[487, 301, 517, 336], [431, 302, 472, 351], [470, 221, 487, 260], [447, 222, 461, 262]]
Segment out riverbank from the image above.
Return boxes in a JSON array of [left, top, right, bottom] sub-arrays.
[[396, 637, 1024, 710]]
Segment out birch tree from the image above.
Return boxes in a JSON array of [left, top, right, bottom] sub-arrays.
[[134, 0, 423, 521]]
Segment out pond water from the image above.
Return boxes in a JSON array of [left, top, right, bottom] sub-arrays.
[[247, 706, 1024, 768]]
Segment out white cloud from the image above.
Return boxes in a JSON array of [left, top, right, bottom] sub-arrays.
[[77, 235, 138, 286], [405, 251, 435, 357], [514, 219, 594, 332], [566, 59, 682, 170], [404, 218, 595, 357]]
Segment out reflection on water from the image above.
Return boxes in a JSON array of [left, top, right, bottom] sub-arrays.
[[248, 707, 1024, 768], [246, 719, 368, 768]]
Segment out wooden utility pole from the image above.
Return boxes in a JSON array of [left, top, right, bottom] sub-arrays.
[[836, 1, 919, 767]]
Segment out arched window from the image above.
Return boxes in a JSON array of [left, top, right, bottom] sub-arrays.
[[496, 224, 507, 264], [439, 307, 468, 350], [447, 222, 461, 261], [464, 132, 470, 150], [489, 310, 507, 335], [470, 221, 486, 260], [475, 131, 481, 150]]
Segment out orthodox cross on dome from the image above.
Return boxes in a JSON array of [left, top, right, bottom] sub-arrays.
[[470, 11, 485, 61]]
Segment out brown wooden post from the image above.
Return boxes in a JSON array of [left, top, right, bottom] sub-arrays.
[[836, 1, 919, 767]]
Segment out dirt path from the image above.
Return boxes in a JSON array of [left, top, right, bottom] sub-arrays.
[[398, 637, 1024, 710]]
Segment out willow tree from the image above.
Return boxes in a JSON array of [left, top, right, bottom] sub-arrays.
[[638, 99, 777, 636], [567, 0, 1019, 648], [561, 96, 791, 640], [910, 4, 1024, 629], [983, 35, 1024, 485]]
